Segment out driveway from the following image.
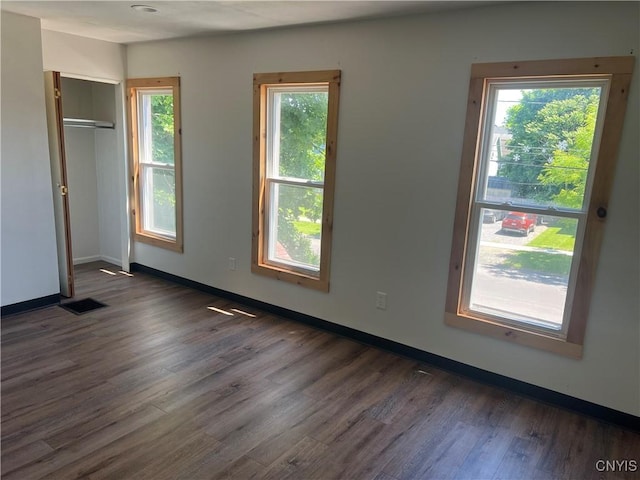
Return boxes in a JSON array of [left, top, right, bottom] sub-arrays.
[[480, 220, 548, 246]]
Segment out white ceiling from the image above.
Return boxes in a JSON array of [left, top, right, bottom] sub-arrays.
[[1, 1, 498, 44]]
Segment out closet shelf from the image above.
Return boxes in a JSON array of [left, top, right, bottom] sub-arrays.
[[63, 118, 114, 129]]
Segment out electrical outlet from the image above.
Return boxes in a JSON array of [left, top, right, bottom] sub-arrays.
[[228, 257, 236, 271], [376, 291, 387, 310]]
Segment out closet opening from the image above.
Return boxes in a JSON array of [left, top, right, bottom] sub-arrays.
[[44, 72, 128, 299]]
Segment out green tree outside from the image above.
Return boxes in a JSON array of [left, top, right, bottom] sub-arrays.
[[498, 88, 599, 205], [151, 94, 175, 165], [537, 99, 598, 209]]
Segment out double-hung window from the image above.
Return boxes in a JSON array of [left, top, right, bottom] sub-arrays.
[[252, 71, 341, 291], [445, 57, 634, 357], [127, 77, 183, 252]]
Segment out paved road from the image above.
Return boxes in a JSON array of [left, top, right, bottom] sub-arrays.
[[470, 266, 566, 328], [472, 218, 570, 327]]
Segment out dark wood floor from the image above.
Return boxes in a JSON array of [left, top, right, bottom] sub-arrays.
[[2, 262, 638, 479]]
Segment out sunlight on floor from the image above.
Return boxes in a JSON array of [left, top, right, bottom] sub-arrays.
[[207, 306, 234, 316]]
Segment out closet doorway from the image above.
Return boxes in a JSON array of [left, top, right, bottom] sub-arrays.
[[44, 71, 125, 298]]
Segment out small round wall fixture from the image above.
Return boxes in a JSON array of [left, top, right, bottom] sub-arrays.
[[131, 4, 157, 13]]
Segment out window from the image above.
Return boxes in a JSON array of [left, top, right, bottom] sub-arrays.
[[127, 77, 183, 252], [445, 57, 634, 357], [252, 70, 341, 291]]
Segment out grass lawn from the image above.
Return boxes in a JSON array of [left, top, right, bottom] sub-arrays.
[[293, 220, 321, 237], [503, 251, 572, 276], [527, 220, 577, 251]]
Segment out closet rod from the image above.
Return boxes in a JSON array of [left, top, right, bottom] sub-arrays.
[[63, 118, 115, 129]]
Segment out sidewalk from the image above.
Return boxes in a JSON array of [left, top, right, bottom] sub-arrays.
[[480, 241, 573, 256]]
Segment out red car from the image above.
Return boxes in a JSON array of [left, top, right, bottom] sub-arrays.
[[501, 212, 537, 236]]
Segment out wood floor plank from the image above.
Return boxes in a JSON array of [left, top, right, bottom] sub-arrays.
[[453, 427, 517, 480], [261, 435, 329, 480], [492, 435, 546, 480], [0, 358, 77, 393], [129, 432, 222, 480], [2, 261, 638, 479], [380, 375, 481, 478], [399, 420, 486, 480], [209, 454, 265, 480], [2, 405, 167, 479], [39, 411, 201, 479], [245, 398, 335, 467], [175, 440, 259, 480], [2, 365, 185, 450], [373, 472, 401, 480], [0, 439, 54, 475], [286, 413, 388, 480]]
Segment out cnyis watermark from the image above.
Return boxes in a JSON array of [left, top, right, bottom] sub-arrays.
[[595, 459, 638, 472]]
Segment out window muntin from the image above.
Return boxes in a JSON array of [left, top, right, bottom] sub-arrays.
[[445, 57, 634, 358], [264, 86, 328, 274], [463, 79, 609, 336], [137, 89, 176, 238], [127, 77, 182, 252], [252, 71, 340, 291]]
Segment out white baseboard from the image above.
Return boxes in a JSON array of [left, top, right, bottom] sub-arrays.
[[101, 255, 121, 266], [73, 255, 122, 266], [73, 255, 101, 265]]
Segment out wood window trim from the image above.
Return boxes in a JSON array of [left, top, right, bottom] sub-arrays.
[[127, 77, 183, 253], [445, 56, 634, 358], [252, 70, 341, 292]]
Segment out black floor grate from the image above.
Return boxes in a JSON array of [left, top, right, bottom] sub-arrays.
[[60, 298, 107, 315]]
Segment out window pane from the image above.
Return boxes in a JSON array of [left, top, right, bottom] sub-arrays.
[[267, 183, 323, 271], [270, 89, 328, 182], [468, 210, 578, 329], [141, 166, 176, 237], [138, 89, 174, 165], [478, 85, 603, 211]]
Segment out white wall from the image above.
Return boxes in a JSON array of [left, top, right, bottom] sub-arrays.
[[61, 78, 100, 263], [92, 82, 122, 264], [64, 127, 100, 262], [127, 2, 639, 415], [1, 12, 60, 306], [42, 30, 127, 268], [41, 30, 126, 83], [95, 128, 122, 264]]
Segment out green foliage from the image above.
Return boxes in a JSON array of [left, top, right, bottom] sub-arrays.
[[537, 100, 597, 208], [151, 94, 175, 165], [277, 208, 319, 267], [278, 93, 327, 182], [277, 193, 321, 267], [293, 220, 322, 237], [498, 88, 599, 203]]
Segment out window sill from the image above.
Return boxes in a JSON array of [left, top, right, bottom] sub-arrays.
[[134, 232, 183, 253], [252, 262, 329, 292], [444, 312, 583, 359]]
